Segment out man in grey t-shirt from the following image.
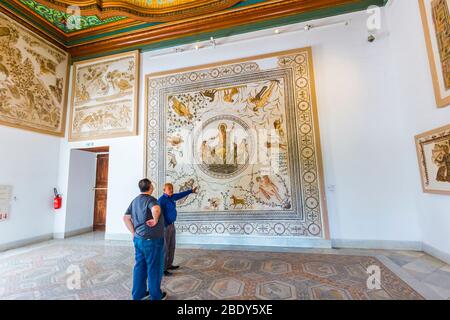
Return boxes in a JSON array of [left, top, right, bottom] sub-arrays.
[[123, 179, 166, 300]]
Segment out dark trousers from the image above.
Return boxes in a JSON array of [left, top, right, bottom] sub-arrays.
[[132, 237, 164, 300], [164, 224, 176, 271]]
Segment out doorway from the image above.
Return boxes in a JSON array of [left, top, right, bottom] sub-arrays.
[[93, 153, 109, 231], [73, 146, 110, 234]]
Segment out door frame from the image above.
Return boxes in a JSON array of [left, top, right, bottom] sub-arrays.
[[76, 146, 110, 233]]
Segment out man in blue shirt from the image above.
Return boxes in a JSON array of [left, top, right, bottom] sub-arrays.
[[158, 183, 197, 276], [123, 179, 167, 300]]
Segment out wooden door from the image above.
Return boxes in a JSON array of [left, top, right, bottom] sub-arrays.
[[93, 154, 109, 231]]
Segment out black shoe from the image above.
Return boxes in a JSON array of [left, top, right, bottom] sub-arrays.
[[167, 265, 180, 270], [141, 291, 150, 300], [144, 291, 167, 300], [164, 270, 173, 276]]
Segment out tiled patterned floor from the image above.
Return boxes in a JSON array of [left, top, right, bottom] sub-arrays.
[[0, 232, 449, 300]]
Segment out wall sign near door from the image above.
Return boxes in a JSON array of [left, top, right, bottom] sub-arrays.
[[0, 185, 13, 222]]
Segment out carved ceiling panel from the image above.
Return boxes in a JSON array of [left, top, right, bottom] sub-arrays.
[[30, 0, 242, 22]]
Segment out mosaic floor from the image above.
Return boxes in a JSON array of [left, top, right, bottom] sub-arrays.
[[0, 233, 449, 300]]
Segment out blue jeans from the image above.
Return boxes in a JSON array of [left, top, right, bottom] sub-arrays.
[[132, 237, 164, 300]]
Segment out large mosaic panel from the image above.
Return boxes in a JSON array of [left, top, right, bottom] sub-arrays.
[[145, 48, 329, 239], [69, 51, 139, 141], [0, 11, 69, 136], [419, 0, 450, 107]]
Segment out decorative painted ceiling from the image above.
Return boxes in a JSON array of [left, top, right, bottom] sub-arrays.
[[0, 0, 388, 60], [29, 0, 243, 22], [18, 0, 127, 33]]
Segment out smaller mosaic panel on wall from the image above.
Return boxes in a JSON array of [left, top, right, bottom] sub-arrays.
[[415, 124, 450, 195], [145, 48, 329, 239], [69, 51, 139, 141], [0, 11, 69, 136], [419, 0, 450, 108]]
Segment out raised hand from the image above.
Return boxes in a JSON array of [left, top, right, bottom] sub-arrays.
[[192, 186, 198, 194]]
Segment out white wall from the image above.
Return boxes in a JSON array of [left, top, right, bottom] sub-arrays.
[[137, 6, 422, 245], [0, 126, 60, 246], [385, 0, 450, 259]]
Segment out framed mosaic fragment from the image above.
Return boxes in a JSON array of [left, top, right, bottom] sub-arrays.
[[415, 124, 450, 195], [69, 51, 139, 141], [0, 11, 69, 136], [419, 0, 450, 108], [145, 48, 329, 239]]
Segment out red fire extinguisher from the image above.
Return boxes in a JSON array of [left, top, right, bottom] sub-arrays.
[[54, 188, 62, 210]]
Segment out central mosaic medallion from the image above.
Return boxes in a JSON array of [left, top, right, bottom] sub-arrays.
[[194, 115, 252, 180]]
